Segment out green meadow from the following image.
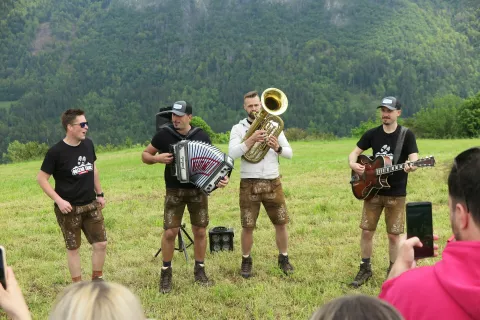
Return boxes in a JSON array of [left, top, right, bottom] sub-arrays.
[[1, 138, 478, 319]]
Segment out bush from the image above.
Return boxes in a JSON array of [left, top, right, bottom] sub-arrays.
[[350, 119, 378, 138], [457, 92, 480, 138], [285, 127, 308, 141], [407, 94, 464, 138], [4, 140, 49, 163], [212, 131, 230, 144], [191, 116, 215, 139]]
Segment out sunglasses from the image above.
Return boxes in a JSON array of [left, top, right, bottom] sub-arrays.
[[72, 122, 89, 128], [452, 147, 480, 212]]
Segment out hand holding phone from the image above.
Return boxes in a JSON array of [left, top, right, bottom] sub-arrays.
[[0, 247, 32, 320], [406, 202, 434, 258], [0, 245, 6, 289]]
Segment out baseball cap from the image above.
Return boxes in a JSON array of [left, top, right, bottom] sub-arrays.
[[377, 96, 401, 110], [171, 101, 193, 116]]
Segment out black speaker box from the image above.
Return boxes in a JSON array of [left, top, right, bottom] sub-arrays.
[[209, 227, 234, 253]]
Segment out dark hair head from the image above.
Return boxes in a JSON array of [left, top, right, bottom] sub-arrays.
[[310, 295, 404, 320], [243, 91, 259, 101], [448, 147, 480, 225], [61, 109, 85, 131]]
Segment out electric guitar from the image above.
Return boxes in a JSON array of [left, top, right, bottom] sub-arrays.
[[350, 155, 436, 200]]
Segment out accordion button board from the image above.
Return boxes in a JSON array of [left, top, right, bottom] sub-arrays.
[[171, 140, 234, 195]]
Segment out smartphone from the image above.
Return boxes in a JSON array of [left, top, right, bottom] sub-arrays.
[[0, 245, 6, 289], [406, 202, 434, 258]]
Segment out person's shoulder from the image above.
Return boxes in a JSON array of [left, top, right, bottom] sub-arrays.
[[153, 126, 172, 139], [189, 126, 210, 141], [401, 126, 416, 137], [47, 140, 66, 153], [84, 137, 95, 146], [362, 125, 381, 137]]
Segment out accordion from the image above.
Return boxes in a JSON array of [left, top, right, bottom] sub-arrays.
[[170, 140, 234, 195]]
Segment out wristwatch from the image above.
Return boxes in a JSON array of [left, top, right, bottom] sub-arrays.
[[96, 192, 105, 198], [276, 146, 283, 154]]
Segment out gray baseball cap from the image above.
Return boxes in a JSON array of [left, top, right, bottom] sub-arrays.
[[171, 101, 193, 116], [377, 96, 401, 110]]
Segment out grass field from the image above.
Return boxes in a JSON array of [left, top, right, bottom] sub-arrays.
[[1, 138, 479, 319]]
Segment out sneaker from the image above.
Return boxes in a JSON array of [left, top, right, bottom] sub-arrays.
[[159, 267, 172, 294], [350, 262, 372, 288], [92, 276, 104, 282], [240, 256, 253, 278], [194, 264, 214, 287], [278, 254, 294, 275]]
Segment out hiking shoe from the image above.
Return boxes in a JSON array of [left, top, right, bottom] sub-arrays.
[[194, 265, 214, 287], [278, 254, 294, 275], [159, 267, 172, 294], [240, 256, 253, 278], [350, 263, 372, 288]]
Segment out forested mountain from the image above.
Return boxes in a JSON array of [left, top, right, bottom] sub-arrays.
[[1, 0, 479, 157]]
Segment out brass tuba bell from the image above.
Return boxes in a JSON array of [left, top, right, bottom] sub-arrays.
[[242, 88, 288, 163]]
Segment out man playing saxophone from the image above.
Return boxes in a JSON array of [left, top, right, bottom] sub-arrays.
[[229, 90, 294, 278]]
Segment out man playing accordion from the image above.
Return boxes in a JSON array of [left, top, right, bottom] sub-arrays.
[[142, 101, 229, 294]]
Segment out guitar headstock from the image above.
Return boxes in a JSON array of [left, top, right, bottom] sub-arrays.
[[415, 156, 436, 167]]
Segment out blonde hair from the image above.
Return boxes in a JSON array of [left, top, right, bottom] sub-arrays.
[[310, 295, 404, 320], [49, 281, 145, 320]]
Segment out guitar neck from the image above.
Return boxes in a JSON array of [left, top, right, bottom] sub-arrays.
[[376, 161, 415, 175]]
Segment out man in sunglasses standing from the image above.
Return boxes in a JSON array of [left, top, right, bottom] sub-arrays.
[[380, 147, 480, 320], [37, 109, 107, 283]]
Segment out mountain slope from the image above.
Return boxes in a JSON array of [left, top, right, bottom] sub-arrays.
[[0, 0, 479, 157]]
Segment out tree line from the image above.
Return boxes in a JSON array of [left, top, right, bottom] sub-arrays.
[[0, 0, 479, 162]]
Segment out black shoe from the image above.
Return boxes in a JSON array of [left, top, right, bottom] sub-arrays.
[[350, 263, 372, 288], [240, 256, 253, 278], [278, 254, 294, 275], [159, 267, 172, 294], [92, 276, 104, 282], [194, 265, 214, 287]]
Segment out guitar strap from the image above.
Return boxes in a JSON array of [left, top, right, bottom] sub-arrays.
[[393, 126, 408, 165]]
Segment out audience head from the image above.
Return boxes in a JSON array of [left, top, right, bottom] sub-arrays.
[[309, 294, 404, 320], [448, 147, 480, 240], [49, 281, 145, 320]]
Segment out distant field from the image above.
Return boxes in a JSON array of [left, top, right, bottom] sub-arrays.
[[0, 138, 478, 319], [0, 101, 14, 110]]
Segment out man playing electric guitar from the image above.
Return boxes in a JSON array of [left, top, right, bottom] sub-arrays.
[[348, 96, 419, 288]]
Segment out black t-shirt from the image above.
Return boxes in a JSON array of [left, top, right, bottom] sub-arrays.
[[151, 125, 211, 189], [357, 125, 418, 196], [40, 138, 97, 205]]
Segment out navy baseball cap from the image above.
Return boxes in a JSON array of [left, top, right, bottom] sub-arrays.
[[172, 101, 193, 116], [377, 96, 401, 110]]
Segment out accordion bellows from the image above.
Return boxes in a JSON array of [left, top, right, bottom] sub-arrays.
[[170, 140, 234, 195]]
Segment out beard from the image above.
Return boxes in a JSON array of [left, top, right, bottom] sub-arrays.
[[248, 112, 256, 121]]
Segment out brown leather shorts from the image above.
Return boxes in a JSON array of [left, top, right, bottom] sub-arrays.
[[360, 195, 406, 235], [163, 188, 209, 230], [240, 178, 289, 228], [54, 201, 107, 250]]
